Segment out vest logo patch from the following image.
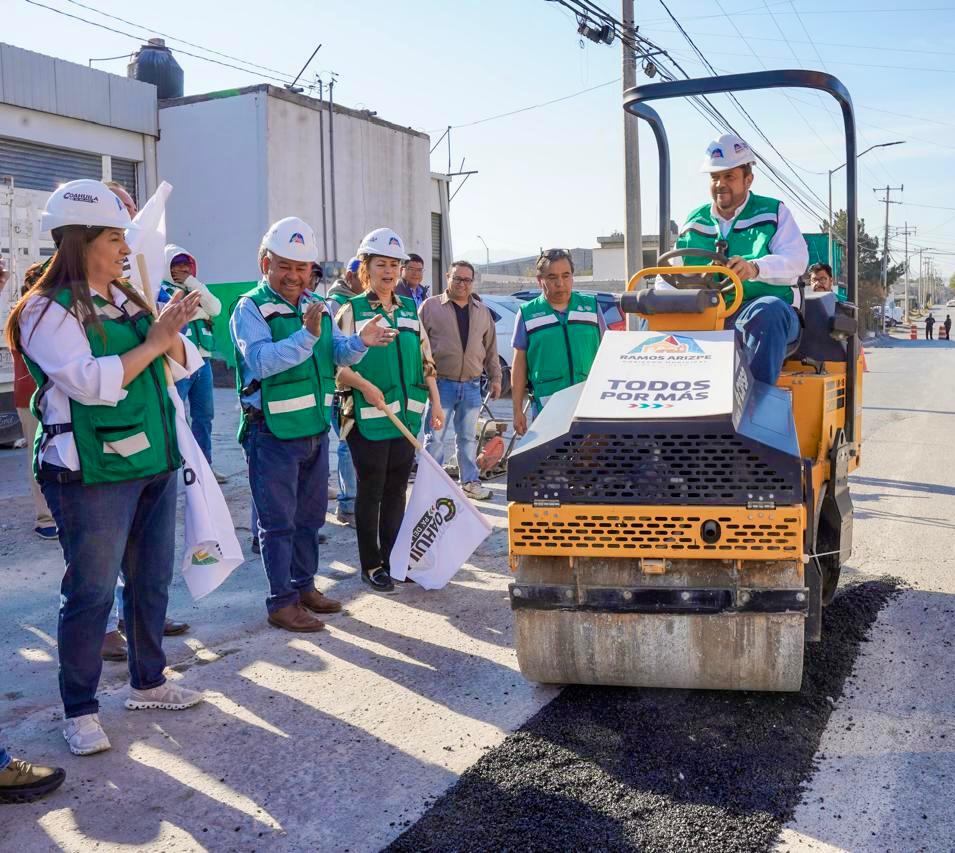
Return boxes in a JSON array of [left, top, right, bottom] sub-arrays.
[[409, 497, 457, 564]]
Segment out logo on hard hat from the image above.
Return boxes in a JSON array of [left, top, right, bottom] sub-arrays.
[[630, 334, 705, 355], [388, 236, 401, 248], [114, 196, 123, 211], [710, 147, 724, 160], [63, 192, 99, 203], [289, 232, 306, 245], [733, 142, 747, 153]]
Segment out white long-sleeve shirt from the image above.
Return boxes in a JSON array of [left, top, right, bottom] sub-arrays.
[[19, 284, 203, 471]]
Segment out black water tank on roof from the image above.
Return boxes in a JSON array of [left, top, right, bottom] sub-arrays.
[[128, 38, 184, 100]]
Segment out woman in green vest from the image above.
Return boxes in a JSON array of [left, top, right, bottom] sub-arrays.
[[5, 180, 206, 758], [335, 228, 445, 593]]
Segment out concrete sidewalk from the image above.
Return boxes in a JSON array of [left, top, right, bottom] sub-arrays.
[[1, 389, 549, 851]]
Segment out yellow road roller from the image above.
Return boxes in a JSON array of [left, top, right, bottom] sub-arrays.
[[506, 70, 863, 691]]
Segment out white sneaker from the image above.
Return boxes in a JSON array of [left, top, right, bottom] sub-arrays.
[[63, 713, 111, 756], [212, 469, 229, 484], [462, 481, 492, 501], [125, 681, 204, 711]]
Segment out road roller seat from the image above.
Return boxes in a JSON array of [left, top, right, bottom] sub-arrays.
[[790, 290, 857, 364]]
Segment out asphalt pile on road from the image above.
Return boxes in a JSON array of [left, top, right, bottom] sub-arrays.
[[386, 578, 901, 853]]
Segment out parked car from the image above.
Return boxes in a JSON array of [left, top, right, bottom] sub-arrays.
[[476, 293, 519, 397], [511, 289, 625, 331]]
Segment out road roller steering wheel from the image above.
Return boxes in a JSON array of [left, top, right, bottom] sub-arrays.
[[654, 247, 745, 319]]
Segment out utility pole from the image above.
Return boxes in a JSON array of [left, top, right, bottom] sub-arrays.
[[874, 184, 903, 333], [622, 0, 642, 284], [891, 223, 917, 323]]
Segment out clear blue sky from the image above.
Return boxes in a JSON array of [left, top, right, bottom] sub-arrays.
[[7, 0, 955, 279]]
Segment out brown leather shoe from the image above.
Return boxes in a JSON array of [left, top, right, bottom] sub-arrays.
[[118, 617, 190, 636], [101, 630, 128, 661], [267, 602, 325, 632], [299, 587, 343, 614]]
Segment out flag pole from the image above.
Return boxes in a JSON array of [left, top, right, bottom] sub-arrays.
[[135, 253, 174, 385], [382, 407, 423, 451]]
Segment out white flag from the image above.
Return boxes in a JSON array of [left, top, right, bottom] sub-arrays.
[[389, 450, 492, 590], [125, 181, 173, 305], [168, 386, 244, 599]]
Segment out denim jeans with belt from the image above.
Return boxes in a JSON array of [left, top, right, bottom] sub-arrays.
[[424, 378, 483, 484], [175, 358, 215, 464], [41, 469, 177, 719], [729, 296, 801, 385], [242, 422, 329, 613]]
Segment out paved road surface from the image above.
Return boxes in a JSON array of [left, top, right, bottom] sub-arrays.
[[2, 322, 953, 852]]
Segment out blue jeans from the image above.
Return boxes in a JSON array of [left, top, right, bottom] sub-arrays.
[[0, 742, 9, 771], [730, 296, 801, 385], [41, 469, 176, 719], [243, 422, 329, 613], [424, 378, 482, 484], [332, 399, 356, 514], [106, 578, 124, 633], [175, 358, 214, 463]]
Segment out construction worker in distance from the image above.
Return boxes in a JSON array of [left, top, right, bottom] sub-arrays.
[[511, 249, 606, 436], [809, 262, 834, 293], [671, 133, 809, 384], [230, 217, 395, 632], [326, 257, 363, 318]]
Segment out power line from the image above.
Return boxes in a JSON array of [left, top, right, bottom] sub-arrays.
[[22, 0, 299, 85], [60, 0, 296, 79], [654, 0, 831, 219]]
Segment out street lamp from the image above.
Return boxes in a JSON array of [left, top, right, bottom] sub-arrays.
[[827, 141, 905, 270], [477, 234, 490, 275]]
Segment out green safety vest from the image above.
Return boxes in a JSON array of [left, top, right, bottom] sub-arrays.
[[520, 292, 601, 403], [236, 283, 336, 442], [25, 288, 181, 485], [676, 192, 799, 307], [349, 293, 428, 441], [162, 280, 216, 354], [328, 289, 352, 309]]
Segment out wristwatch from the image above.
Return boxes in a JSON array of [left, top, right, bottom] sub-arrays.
[[751, 261, 761, 279]]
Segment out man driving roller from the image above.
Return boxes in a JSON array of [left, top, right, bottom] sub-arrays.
[[672, 133, 809, 384]]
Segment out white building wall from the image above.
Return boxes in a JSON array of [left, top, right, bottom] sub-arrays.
[[158, 92, 268, 285], [266, 94, 431, 265], [593, 245, 625, 282]]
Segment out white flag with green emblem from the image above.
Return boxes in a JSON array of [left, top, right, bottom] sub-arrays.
[[169, 386, 244, 599], [389, 450, 493, 590]]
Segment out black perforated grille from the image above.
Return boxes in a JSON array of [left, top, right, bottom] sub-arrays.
[[507, 427, 801, 505]]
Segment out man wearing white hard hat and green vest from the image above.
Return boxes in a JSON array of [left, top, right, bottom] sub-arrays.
[[230, 217, 395, 632], [673, 133, 809, 384]]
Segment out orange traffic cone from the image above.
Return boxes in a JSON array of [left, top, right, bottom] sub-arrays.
[[860, 344, 869, 372]]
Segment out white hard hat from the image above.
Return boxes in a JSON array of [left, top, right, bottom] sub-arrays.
[[40, 179, 137, 233], [356, 227, 410, 261], [700, 133, 757, 173], [262, 216, 319, 263]]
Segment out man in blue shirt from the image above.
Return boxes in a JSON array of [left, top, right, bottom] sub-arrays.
[[231, 217, 394, 632], [396, 252, 429, 307]]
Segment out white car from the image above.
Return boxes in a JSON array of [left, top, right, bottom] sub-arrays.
[[478, 294, 520, 396]]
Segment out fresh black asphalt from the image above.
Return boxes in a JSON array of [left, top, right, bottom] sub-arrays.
[[386, 578, 901, 853]]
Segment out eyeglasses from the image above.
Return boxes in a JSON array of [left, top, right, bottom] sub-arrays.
[[451, 276, 474, 285], [538, 248, 572, 263]]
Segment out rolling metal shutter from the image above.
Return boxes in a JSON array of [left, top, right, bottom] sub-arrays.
[[431, 212, 442, 291], [0, 137, 101, 191], [111, 158, 138, 203]]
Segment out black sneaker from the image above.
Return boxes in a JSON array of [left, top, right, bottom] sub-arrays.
[[361, 566, 395, 593], [251, 537, 260, 555]]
